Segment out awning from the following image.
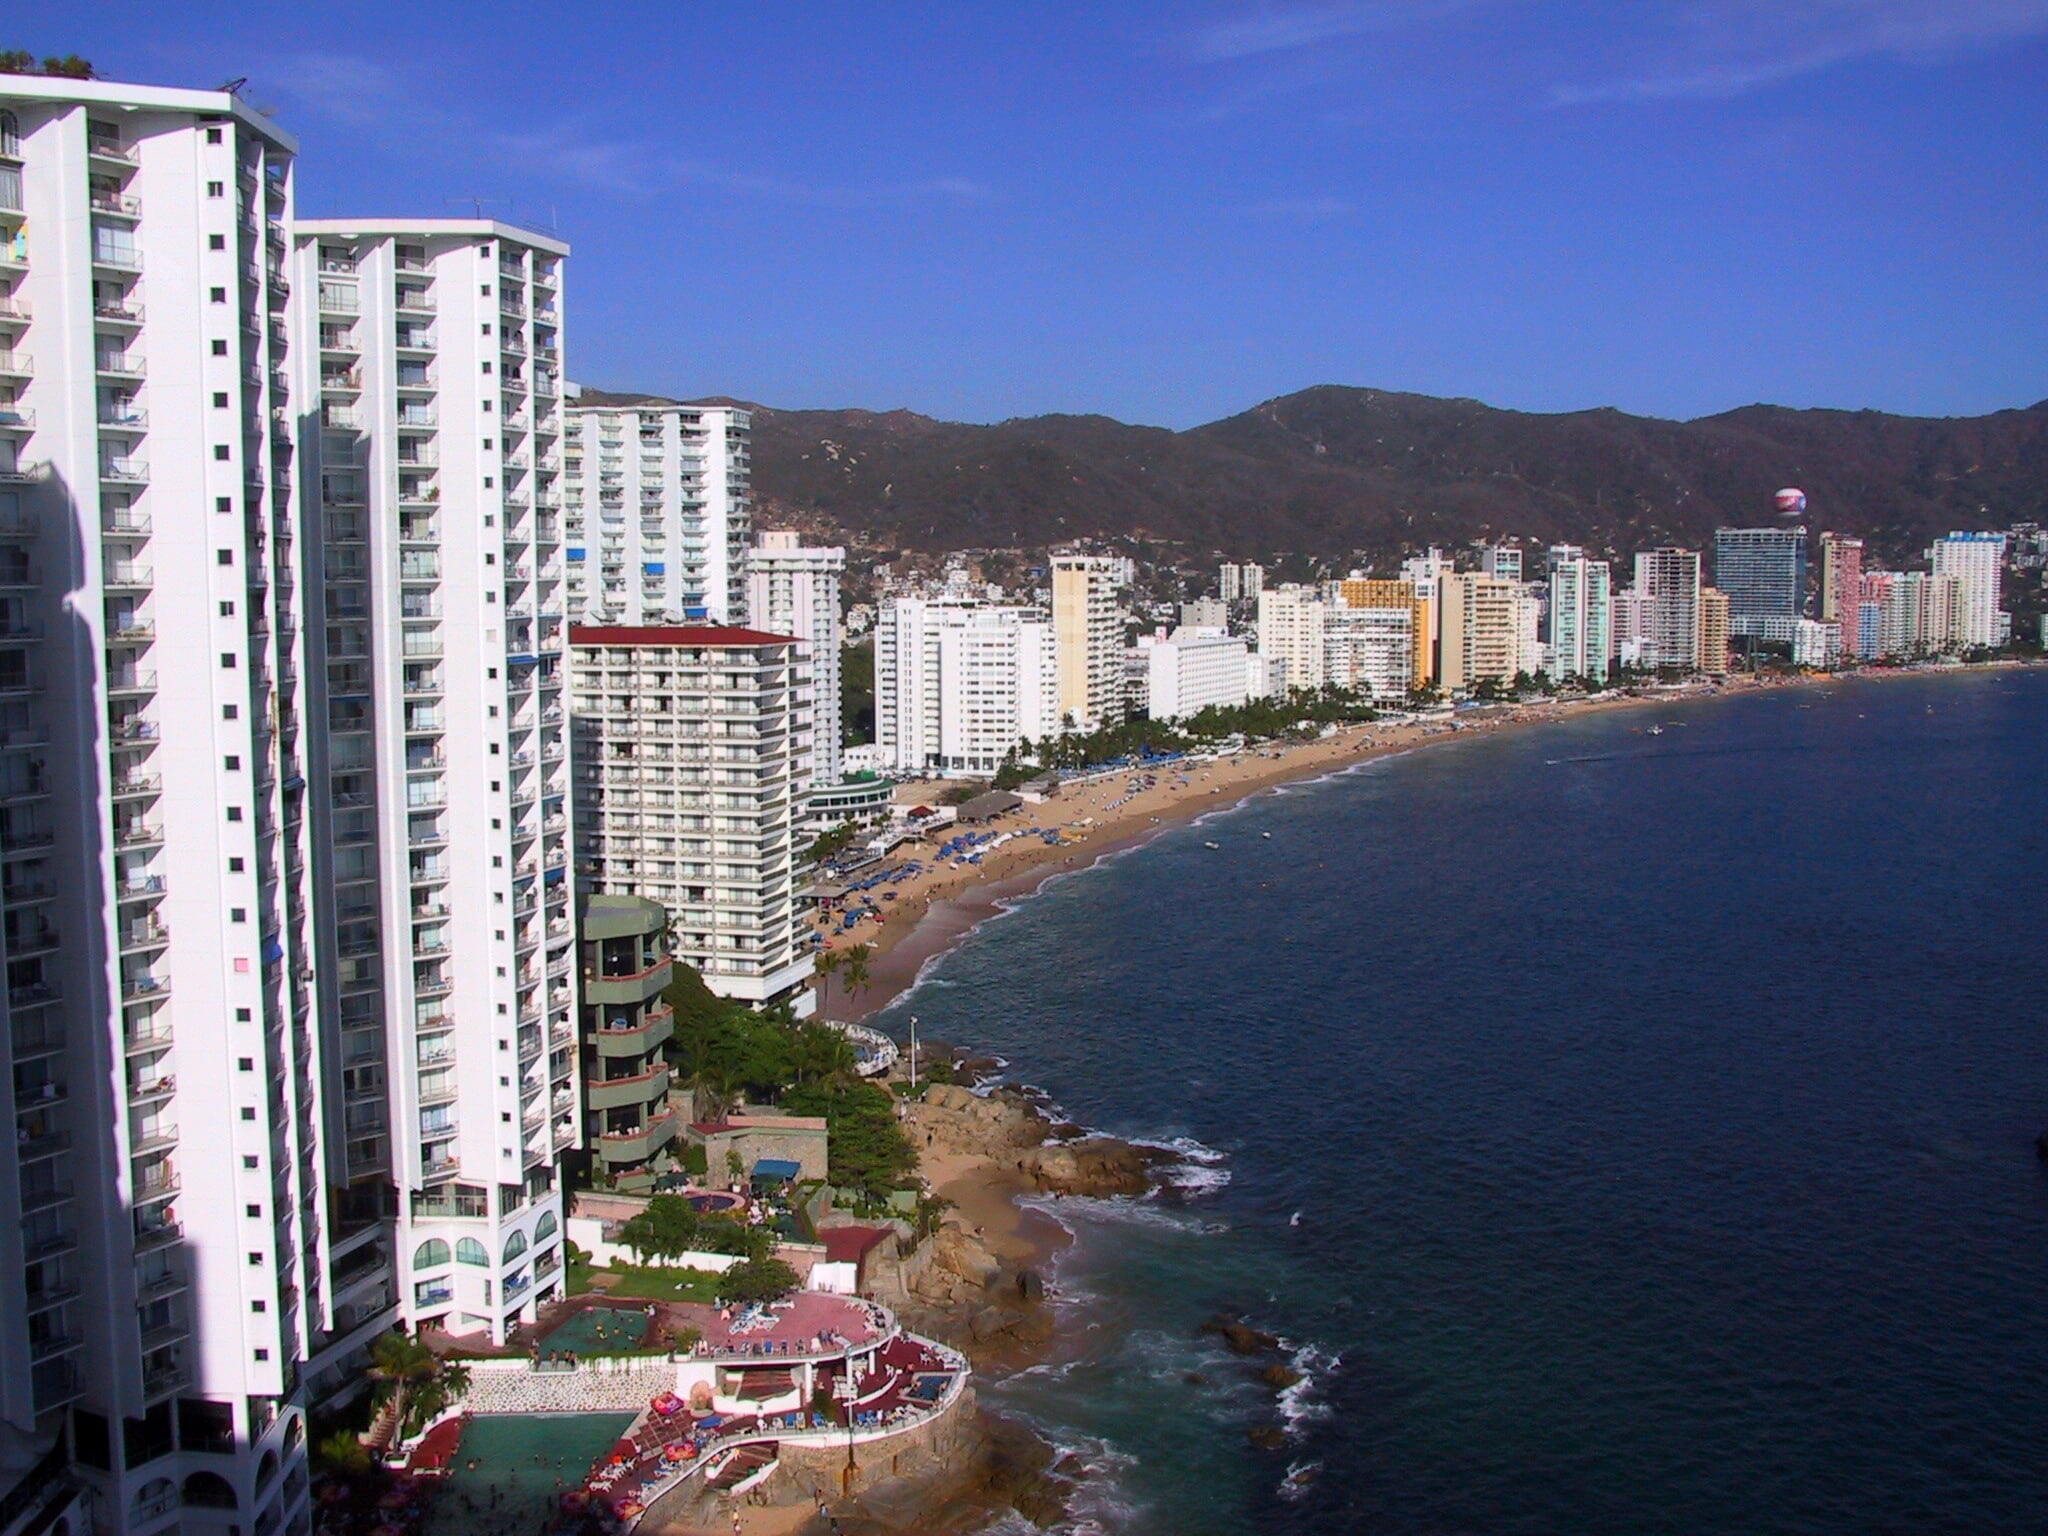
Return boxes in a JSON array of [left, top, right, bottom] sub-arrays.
[[751, 1158, 801, 1182]]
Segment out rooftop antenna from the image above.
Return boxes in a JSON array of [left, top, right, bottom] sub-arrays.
[[448, 196, 501, 219], [218, 76, 249, 95]]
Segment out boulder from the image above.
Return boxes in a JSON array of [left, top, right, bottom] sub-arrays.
[[1016, 1138, 1157, 1198], [1200, 1314, 1281, 1356], [1260, 1363, 1304, 1391], [1246, 1426, 1289, 1452]]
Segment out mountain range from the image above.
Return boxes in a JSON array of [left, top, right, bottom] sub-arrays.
[[578, 386, 2048, 566]]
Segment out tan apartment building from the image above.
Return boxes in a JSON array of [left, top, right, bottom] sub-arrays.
[[1698, 587, 1731, 676], [1051, 553, 1122, 728], [1438, 572, 1522, 691]]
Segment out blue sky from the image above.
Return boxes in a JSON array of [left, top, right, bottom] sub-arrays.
[[41, 0, 2048, 426]]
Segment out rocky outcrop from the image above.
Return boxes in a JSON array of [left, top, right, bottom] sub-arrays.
[[901, 1084, 1050, 1158], [1016, 1137, 1165, 1198]]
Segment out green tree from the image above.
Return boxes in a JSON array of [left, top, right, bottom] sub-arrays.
[[716, 1255, 800, 1306], [839, 943, 874, 1012], [369, 1332, 468, 1438], [812, 947, 843, 1014], [782, 1078, 916, 1199]]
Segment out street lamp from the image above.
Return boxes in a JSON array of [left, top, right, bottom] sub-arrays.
[[836, 1363, 859, 1496], [907, 1015, 918, 1091]]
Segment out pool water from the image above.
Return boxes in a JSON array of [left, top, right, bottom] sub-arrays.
[[426, 1413, 634, 1535], [537, 1303, 651, 1356]]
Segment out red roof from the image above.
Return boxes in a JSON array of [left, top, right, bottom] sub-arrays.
[[819, 1226, 892, 1264], [568, 624, 798, 648]]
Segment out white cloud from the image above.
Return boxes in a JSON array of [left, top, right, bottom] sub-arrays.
[[1552, 0, 2048, 104], [1186, 0, 1482, 61], [259, 53, 990, 209]]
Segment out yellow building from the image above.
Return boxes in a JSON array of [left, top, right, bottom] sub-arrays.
[[1338, 578, 1433, 687], [1051, 553, 1122, 728], [1697, 586, 1731, 676]]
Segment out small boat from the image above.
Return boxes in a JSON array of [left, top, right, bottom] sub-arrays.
[[1261, 831, 1272, 840], [1646, 724, 1665, 735], [1203, 841, 1220, 850]]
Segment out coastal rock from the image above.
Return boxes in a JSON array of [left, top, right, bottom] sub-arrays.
[[1015, 1268, 1045, 1302], [1246, 1426, 1290, 1452], [1016, 1137, 1159, 1197], [932, 1223, 1003, 1288], [1201, 1315, 1281, 1356], [1260, 1363, 1304, 1391]]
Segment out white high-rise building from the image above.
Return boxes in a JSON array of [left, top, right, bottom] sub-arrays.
[[1321, 603, 1413, 701], [570, 625, 814, 1015], [1877, 570, 1963, 657], [875, 599, 1057, 774], [1481, 544, 1523, 582], [562, 394, 751, 624], [1140, 628, 1249, 721], [1632, 548, 1702, 671], [1927, 533, 2007, 649], [1256, 584, 1325, 691], [0, 78, 331, 1532], [1219, 561, 1265, 602], [1548, 556, 1611, 684], [746, 531, 845, 793], [1051, 553, 1122, 729], [295, 220, 576, 1347]]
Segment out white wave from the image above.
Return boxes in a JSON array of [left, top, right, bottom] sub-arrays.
[[1279, 1458, 1322, 1502], [1019, 1191, 1230, 1237], [1276, 1339, 1341, 1435], [1159, 1161, 1233, 1196]]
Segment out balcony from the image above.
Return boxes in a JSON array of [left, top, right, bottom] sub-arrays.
[[87, 136, 138, 166]]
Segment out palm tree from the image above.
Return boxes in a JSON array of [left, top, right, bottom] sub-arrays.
[[840, 943, 874, 1011], [369, 1331, 444, 1437], [813, 946, 844, 1014]]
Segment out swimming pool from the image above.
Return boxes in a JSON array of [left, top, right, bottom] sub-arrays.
[[424, 1413, 634, 1536], [536, 1302, 653, 1356]]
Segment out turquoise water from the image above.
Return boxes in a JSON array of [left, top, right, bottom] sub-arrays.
[[425, 1414, 633, 1534], [871, 671, 2048, 1534], [537, 1304, 650, 1355]]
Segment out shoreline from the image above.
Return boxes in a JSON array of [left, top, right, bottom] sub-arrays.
[[808, 658, 2038, 1534], [838, 660, 2033, 1028]]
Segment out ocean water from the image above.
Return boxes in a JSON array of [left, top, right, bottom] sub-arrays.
[[867, 671, 2048, 1536]]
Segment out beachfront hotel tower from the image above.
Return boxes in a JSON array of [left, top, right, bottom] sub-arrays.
[[292, 220, 577, 1347], [1818, 534, 1864, 658], [561, 393, 751, 625], [569, 625, 815, 1017], [1437, 572, 1522, 691], [1713, 525, 1807, 637], [1631, 548, 1702, 672], [1255, 584, 1325, 692], [1547, 555, 1611, 685], [0, 76, 330, 1535], [1927, 532, 2008, 650], [745, 530, 845, 794], [875, 597, 1058, 775], [1051, 552, 1122, 730], [1697, 587, 1731, 677]]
